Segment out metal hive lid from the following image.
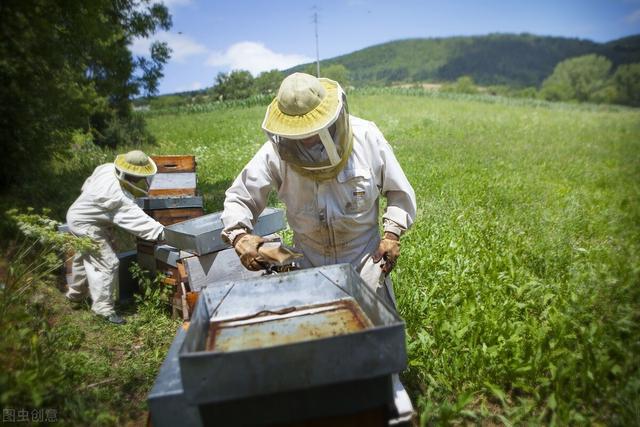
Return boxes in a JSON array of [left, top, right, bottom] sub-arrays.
[[179, 264, 406, 405]]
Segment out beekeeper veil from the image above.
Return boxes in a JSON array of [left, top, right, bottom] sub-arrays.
[[113, 150, 157, 197], [262, 73, 353, 181]]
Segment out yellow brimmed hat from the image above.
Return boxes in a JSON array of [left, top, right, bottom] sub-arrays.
[[114, 150, 157, 177], [262, 73, 342, 138]]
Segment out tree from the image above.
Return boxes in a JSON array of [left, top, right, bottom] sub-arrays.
[[0, 0, 171, 187], [441, 76, 478, 94], [304, 64, 350, 87], [540, 54, 612, 102], [322, 64, 350, 87], [254, 70, 284, 96], [611, 63, 640, 107], [211, 70, 255, 100]]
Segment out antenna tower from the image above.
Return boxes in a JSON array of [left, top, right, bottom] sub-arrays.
[[313, 8, 320, 77]]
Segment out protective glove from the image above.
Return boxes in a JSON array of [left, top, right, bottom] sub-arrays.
[[372, 232, 401, 274], [258, 243, 303, 265], [233, 233, 267, 271]]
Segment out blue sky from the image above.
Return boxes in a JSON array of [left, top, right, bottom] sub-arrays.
[[129, 0, 640, 94]]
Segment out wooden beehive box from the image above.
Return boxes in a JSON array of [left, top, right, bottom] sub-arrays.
[[148, 155, 198, 198], [136, 155, 204, 284], [153, 155, 196, 173], [143, 155, 204, 225]]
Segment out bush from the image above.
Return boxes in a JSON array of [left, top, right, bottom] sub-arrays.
[[540, 54, 612, 103], [210, 70, 255, 101], [441, 76, 479, 94], [129, 263, 173, 317], [1, 209, 180, 425], [94, 113, 156, 149], [254, 70, 284, 96], [0, 209, 95, 410], [611, 63, 640, 107], [304, 64, 351, 87]]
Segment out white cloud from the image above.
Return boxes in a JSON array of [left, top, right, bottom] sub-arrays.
[[175, 81, 203, 92], [130, 31, 207, 63], [626, 8, 640, 22], [205, 42, 313, 75]]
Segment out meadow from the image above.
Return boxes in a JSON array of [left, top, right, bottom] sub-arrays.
[[2, 91, 638, 425]]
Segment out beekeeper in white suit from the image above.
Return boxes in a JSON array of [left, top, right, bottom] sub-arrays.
[[221, 73, 416, 307], [66, 150, 164, 324]]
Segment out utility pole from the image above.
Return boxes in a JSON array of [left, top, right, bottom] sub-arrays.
[[313, 8, 320, 77]]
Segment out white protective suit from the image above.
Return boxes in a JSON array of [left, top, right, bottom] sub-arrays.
[[66, 163, 164, 315], [221, 116, 417, 306]]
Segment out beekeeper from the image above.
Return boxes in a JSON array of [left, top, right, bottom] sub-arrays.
[[66, 150, 164, 324], [221, 73, 416, 306]]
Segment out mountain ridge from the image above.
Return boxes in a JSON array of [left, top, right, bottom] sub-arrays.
[[287, 33, 640, 87]]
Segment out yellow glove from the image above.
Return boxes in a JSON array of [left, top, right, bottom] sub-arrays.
[[233, 234, 267, 271], [372, 232, 401, 274]]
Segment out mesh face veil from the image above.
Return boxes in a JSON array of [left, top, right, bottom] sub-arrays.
[[263, 87, 353, 180], [115, 169, 151, 197]]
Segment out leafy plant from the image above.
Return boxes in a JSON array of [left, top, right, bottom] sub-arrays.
[[0, 0, 172, 187], [611, 63, 640, 107], [440, 75, 478, 94], [210, 70, 256, 101], [2, 209, 95, 313], [0, 209, 96, 410], [129, 262, 173, 316], [540, 54, 613, 102]]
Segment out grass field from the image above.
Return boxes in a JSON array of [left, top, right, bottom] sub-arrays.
[[3, 91, 639, 425], [145, 92, 640, 425]]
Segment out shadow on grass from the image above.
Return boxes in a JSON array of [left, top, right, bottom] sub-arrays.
[[199, 178, 234, 213], [200, 177, 283, 215]]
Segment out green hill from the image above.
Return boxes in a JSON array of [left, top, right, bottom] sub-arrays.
[[289, 33, 640, 87]]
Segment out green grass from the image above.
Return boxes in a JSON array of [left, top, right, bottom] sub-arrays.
[[356, 95, 640, 424], [2, 92, 638, 425], [39, 290, 179, 425], [143, 93, 640, 425], [0, 211, 180, 426]]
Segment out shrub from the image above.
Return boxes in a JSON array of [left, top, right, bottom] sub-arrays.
[[540, 54, 612, 102], [441, 76, 479, 94], [611, 63, 640, 107], [129, 263, 173, 317], [0, 209, 95, 410]]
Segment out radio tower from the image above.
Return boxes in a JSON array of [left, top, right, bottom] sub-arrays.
[[313, 8, 320, 77]]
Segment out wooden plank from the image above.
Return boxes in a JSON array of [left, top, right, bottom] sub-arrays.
[[156, 260, 189, 284], [147, 187, 197, 197], [186, 291, 199, 315], [162, 277, 177, 286], [147, 207, 204, 226], [64, 249, 75, 274], [151, 155, 196, 173], [177, 261, 188, 285], [181, 283, 189, 321]]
